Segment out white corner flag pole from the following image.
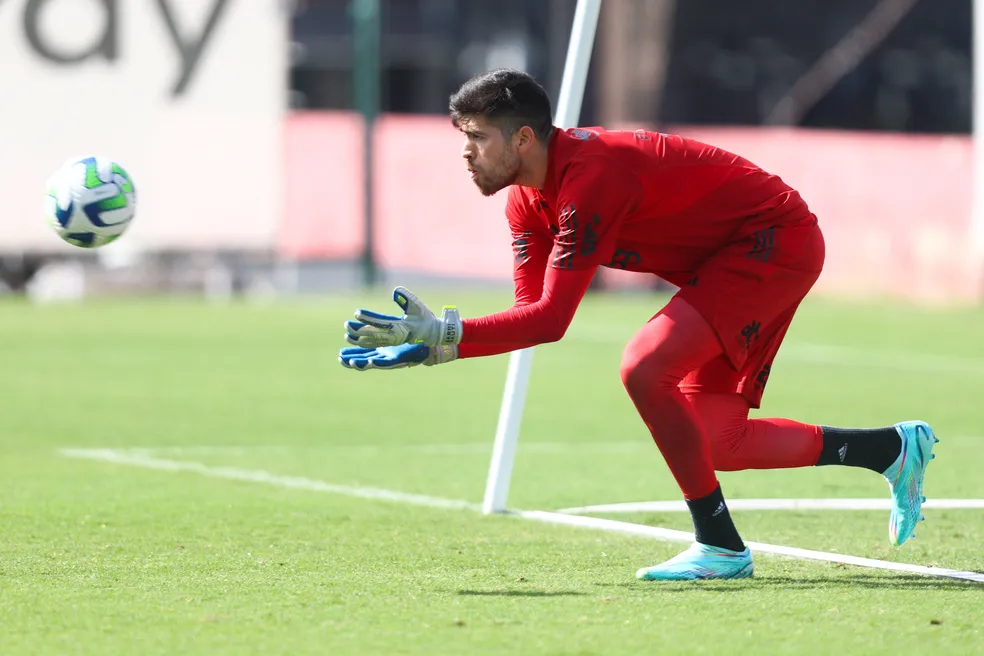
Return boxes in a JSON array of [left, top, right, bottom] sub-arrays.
[[482, 0, 603, 515], [972, 0, 984, 266]]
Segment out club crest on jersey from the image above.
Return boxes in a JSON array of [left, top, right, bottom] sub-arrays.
[[569, 128, 599, 141]]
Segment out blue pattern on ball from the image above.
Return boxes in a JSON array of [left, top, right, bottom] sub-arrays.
[[54, 199, 74, 228], [66, 232, 96, 247]]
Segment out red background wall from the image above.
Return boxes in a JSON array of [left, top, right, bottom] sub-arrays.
[[281, 112, 982, 304]]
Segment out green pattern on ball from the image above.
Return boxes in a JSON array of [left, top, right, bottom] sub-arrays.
[[97, 194, 129, 212], [84, 159, 102, 189], [112, 163, 135, 193]]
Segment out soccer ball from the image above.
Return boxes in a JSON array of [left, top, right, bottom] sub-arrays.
[[44, 156, 137, 248]]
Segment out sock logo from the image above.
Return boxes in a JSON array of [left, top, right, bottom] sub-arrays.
[[838, 444, 849, 463], [712, 501, 726, 517]]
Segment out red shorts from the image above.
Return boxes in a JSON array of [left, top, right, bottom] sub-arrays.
[[675, 218, 825, 408]]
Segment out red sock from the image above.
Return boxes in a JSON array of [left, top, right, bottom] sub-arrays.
[[686, 393, 823, 471], [620, 298, 724, 500]]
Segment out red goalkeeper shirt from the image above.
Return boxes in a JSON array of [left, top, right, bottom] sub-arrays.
[[459, 126, 816, 358]]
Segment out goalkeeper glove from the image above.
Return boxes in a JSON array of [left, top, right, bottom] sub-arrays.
[[344, 286, 462, 348], [339, 343, 458, 371]]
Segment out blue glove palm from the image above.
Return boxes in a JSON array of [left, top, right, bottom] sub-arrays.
[[339, 343, 458, 371]]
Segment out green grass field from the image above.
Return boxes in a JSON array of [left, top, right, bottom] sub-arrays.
[[2, 289, 983, 655]]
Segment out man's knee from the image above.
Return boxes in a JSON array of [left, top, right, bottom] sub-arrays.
[[707, 427, 748, 471], [620, 341, 677, 398], [620, 299, 724, 398]]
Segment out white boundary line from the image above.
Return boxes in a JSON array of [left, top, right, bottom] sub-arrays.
[[559, 498, 984, 514], [59, 449, 480, 511], [515, 510, 984, 583], [59, 448, 984, 584]]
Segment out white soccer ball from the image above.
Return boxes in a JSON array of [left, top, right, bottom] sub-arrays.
[[44, 156, 137, 249]]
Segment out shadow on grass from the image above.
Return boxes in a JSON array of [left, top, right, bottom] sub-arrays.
[[600, 573, 984, 592], [457, 590, 587, 598]]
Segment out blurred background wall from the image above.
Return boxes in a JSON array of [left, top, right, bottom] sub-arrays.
[[0, 0, 979, 305], [288, 0, 970, 133]]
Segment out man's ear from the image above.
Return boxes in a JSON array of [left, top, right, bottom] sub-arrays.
[[514, 125, 537, 153]]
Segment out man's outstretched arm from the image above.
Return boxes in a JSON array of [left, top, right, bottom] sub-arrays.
[[458, 159, 640, 348], [341, 231, 597, 354], [340, 159, 640, 365], [459, 265, 598, 346], [339, 268, 592, 372], [338, 266, 593, 371]]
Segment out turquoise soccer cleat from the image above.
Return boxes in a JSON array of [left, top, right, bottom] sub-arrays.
[[883, 420, 938, 547], [636, 542, 754, 581]]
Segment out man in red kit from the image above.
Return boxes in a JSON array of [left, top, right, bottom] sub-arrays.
[[339, 69, 939, 580]]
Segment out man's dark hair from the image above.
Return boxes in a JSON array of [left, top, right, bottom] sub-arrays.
[[449, 69, 554, 143]]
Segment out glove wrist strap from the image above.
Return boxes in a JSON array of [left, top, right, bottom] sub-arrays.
[[425, 344, 458, 366], [438, 306, 462, 345]]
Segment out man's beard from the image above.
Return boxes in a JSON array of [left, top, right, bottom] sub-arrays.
[[474, 157, 520, 196]]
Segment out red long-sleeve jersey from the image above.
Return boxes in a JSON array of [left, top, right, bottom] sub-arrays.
[[458, 126, 814, 359]]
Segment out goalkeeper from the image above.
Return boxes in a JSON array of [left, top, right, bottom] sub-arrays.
[[339, 69, 939, 581]]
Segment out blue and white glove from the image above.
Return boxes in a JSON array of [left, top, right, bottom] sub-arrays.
[[344, 286, 462, 348], [339, 343, 458, 371]]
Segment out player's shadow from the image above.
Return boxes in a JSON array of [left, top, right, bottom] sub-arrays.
[[457, 589, 586, 598], [601, 573, 983, 592]]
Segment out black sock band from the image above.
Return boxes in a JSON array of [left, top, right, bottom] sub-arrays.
[[816, 426, 902, 473], [685, 485, 745, 552]]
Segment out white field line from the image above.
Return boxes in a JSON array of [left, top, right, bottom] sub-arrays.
[[558, 498, 984, 514], [59, 448, 480, 511], [514, 510, 984, 583], [61, 448, 984, 584]]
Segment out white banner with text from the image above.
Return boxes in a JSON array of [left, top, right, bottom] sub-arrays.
[[0, 0, 287, 251]]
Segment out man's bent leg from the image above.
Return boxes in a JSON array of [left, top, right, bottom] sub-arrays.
[[688, 393, 823, 471], [622, 297, 753, 580], [620, 297, 723, 502], [687, 392, 936, 547]]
